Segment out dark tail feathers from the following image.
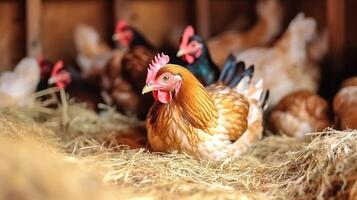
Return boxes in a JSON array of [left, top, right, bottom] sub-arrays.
[[261, 90, 270, 109], [219, 55, 254, 88]]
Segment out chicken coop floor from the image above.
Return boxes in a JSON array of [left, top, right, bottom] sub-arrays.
[[0, 98, 356, 200]]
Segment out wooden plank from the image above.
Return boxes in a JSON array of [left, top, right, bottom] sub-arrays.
[[113, 0, 129, 22], [210, 0, 253, 36], [299, 0, 326, 28], [117, 1, 187, 48], [345, 0, 357, 75], [0, 1, 26, 70], [26, 0, 42, 57], [195, 0, 210, 38], [41, 0, 112, 64], [327, 0, 346, 71]]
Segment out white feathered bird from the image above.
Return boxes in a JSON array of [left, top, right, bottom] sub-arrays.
[[0, 57, 40, 107], [235, 13, 326, 107], [74, 24, 113, 79]]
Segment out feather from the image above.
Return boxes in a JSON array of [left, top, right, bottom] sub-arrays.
[[219, 57, 255, 88], [219, 55, 244, 86]]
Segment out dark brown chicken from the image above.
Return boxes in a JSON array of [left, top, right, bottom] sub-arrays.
[[100, 44, 155, 119], [37, 58, 103, 111], [333, 77, 357, 130], [100, 20, 157, 120]]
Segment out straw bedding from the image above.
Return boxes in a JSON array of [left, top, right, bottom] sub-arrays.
[[0, 98, 356, 200]]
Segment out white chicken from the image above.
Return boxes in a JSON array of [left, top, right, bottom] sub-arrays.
[[0, 57, 40, 107], [74, 24, 114, 80], [235, 13, 324, 107]]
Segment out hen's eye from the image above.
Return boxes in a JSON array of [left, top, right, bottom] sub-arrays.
[[162, 75, 170, 82]]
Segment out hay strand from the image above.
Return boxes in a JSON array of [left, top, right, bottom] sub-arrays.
[[0, 98, 356, 200]]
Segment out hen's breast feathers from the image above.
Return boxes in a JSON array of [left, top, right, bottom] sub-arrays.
[[146, 83, 250, 156]]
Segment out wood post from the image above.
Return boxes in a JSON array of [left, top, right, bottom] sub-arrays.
[[26, 0, 42, 57], [113, 0, 129, 23], [195, 0, 210, 38], [327, 0, 346, 72]]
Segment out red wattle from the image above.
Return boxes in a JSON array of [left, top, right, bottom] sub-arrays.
[[153, 90, 172, 104], [184, 55, 195, 64], [153, 91, 159, 101]]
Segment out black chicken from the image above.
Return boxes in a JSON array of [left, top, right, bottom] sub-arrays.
[[37, 58, 103, 110], [176, 26, 220, 86]]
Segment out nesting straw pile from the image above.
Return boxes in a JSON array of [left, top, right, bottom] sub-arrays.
[[0, 98, 356, 200]]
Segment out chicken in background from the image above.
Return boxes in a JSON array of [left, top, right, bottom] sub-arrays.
[[112, 20, 155, 50], [74, 24, 115, 81], [0, 57, 40, 108], [207, 0, 283, 67], [307, 29, 329, 63], [112, 19, 160, 91], [112, 20, 184, 65], [100, 20, 156, 120], [176, 25, 220, 85], [235, 13, 324, 107], [333, 77, 357, 130], [37, 58, 103, 110], [143, 53, 269, 161], [270, 90, 331, 139], [100, 49, 154, 120]]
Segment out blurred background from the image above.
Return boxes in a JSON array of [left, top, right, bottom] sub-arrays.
[[0, 0, 356, 99]]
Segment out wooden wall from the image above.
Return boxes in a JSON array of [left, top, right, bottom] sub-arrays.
[[115, 0, 187, 48], [0, 1, 26, 71], [0, 0, 355, 86], [210, 0, 256, 35], [346, 0, 357, 76], [41, 0, 113, 64]]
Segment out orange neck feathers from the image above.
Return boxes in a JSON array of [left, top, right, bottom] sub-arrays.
[[153, 65, 218, 131]]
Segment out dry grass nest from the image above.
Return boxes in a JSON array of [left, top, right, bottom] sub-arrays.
[[0, 95, 356, 200]]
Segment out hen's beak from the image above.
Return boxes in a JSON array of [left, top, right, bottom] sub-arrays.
[[176, 49, 187, 57], [112, 34, 121, 41], [142, 84, 154, 94], [48, 77, 57, 85]]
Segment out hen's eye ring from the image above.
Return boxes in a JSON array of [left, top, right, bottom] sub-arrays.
[[162, 75, 169, 82]]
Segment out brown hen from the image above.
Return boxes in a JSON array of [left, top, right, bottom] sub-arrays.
[[100, 20, 157, 120], [333, 77, 357, 130], [100, 47, 155, 120], [270, 90, 331, 139], [143, 54, 268, 161]]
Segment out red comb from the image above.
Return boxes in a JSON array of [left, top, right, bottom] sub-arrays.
[[179, 25, 195, 49], [51, 61, 64, 77], [146, 53, 170, 84], [115, 20, 128, 34], [50, 60, 71, 89]]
